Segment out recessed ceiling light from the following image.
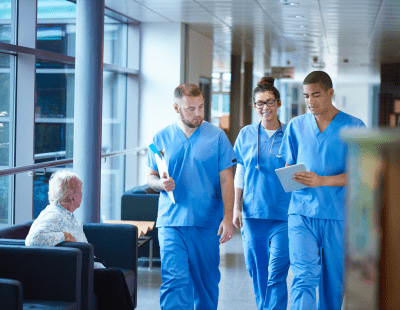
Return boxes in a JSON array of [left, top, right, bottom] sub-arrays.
[[282, 2, 300, 5], [294, 15, 304, 18], [293, 25, 307, 28]]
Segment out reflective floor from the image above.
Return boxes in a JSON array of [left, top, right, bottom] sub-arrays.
[[136, 229, 294, 310]]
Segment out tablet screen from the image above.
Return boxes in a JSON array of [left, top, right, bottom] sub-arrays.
[[275, 163, 308, 192]]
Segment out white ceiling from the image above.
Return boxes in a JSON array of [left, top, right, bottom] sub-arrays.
[[105, 0, 400, 81]]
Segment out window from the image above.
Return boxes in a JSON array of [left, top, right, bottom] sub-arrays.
[[0, 0, 15, 44], [0, 1, 138, 223], [34, 60, 75, 216], [32, 1, 134, 220], [211, 72, 231, 129], [0, 53, 15, 224], [104, 16, 128, 67], [222, 94, 230, 113], [37, 0, 129, 68], [101, 72, 127, 221], [37, 0, 77, 57]]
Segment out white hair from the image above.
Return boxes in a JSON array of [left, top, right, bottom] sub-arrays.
[[48, 170, 82, 205]]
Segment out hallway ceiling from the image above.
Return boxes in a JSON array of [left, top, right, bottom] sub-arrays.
[[106, 0, 400, 81]]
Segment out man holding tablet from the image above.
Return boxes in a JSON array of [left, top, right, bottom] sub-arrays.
[[279, 71, 365, 310]]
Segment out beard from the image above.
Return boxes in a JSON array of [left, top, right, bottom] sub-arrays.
[[178, 109, 203, 128], [181, 117, 203, 128]]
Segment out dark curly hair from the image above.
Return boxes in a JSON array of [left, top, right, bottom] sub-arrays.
[[252, 77, 280, 103]]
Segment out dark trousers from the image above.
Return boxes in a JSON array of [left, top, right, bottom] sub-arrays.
[[93, 268, 134, 310]]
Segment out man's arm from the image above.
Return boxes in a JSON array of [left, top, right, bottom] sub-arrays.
[[293, 171, 346, 187], [286, 162, 346, 187], [147, 167, 175, 192], [218, 167, 234, 243]]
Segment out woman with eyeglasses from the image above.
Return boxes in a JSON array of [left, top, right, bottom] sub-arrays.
[[233, 77, 291, 310]]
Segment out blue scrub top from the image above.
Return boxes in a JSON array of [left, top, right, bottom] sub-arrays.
[[234, 122, 291, 221], [279, 111, 365, 220], [148, 121, 237, 228]]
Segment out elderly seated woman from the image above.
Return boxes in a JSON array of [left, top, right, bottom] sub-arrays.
[[25, 170, 134, 310]]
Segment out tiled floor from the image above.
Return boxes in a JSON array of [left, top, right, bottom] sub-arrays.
[[136, 230, 294, 309]]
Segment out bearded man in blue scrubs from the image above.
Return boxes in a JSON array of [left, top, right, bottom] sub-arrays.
[[147, 83, 236, 310], [279, 71, 365, 310]]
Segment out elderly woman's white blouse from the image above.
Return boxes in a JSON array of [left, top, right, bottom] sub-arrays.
[[26, 202, 104, 269]]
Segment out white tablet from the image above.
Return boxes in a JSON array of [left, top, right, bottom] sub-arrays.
[[275, 163, 308, 193]]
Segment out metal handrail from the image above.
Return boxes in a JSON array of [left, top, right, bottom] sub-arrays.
[[35, 151, 67, 160], [0, 146, 148, 178]]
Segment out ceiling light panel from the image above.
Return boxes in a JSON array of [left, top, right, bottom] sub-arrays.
[[105, 0, 171, 22]]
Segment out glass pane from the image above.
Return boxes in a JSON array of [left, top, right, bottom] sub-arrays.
[[0, 53, 15, 224], [37, 0, 77, 57], [221, 73, 231, 92], [223, 94, 230, 113], [104, 16, 127, 67], [101, 72, 127, 221], [0, 0, 14, 44], [222, 80, 230, 92], [34, 60, 75, 216], [212, 77, 220, 92], [212, 94, 219, 111], [37, 0, 128, 67]]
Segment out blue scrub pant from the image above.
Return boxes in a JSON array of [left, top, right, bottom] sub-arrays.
[[241, 218, 290, 310], [288, 214, 344, 310], [158, 226, 220, 310]]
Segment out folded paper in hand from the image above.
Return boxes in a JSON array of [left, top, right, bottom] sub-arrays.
[[149, 144, 176, 204]]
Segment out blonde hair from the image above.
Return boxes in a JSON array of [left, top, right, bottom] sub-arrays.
[[48, 170, 82, 205]]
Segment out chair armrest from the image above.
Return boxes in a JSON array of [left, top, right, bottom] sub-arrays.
[[57, 242, 94, 310], [0, 221, 33, 239], [83, 223, 138, 271], [0, 279, 23, 310], [0, 239, 25, 246], [0, 245, 82, 304]]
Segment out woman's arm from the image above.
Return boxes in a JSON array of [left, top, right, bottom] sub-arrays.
[[26, 229, 65, 247], [25, 211, 75, 246], [233, 164, 244, 228]]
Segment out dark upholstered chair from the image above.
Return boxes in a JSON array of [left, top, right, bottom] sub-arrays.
[[0, 222, 138, 310], [121, 186, 160, 259], [0, 245, 82, 310], [0, 278, 23, 310]]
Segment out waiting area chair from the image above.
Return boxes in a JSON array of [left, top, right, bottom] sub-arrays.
[[121, 185, 160, 259], [0, 222, 138, 310], [0, 244, 82, 310]]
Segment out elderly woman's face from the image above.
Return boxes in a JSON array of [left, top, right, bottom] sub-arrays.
[[75, 185, 82, 206], [69, 182, 82, 213]]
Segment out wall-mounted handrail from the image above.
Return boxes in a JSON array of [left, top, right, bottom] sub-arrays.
[[0, 146, 148, 178]]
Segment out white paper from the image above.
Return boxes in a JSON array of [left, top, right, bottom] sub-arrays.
[[155, 154, 176, 204]]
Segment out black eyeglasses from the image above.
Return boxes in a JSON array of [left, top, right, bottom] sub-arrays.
[[254, 99, 278, 108]]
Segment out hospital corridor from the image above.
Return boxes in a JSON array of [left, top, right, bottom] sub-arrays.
[[2, 0, 400, 309]]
